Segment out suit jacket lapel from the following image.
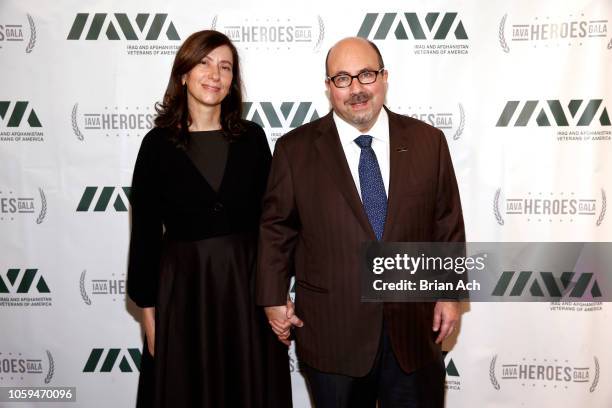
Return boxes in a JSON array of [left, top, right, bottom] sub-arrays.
[[314, 112, 377, 240], [383, 108, 415, 241]]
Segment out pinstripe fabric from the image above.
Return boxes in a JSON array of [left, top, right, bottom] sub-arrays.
[[257, 107, 465, 376]]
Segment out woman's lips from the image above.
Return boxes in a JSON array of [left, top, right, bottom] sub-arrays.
[[202, 84, 221, 92]]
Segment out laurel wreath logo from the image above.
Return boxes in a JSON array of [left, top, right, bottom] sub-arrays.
[[489, 355, 597, 392], [490, 355, 500, 390], [590, 356, 600, 392], [596, 189, 606, 226], [499, 14, 510, 53], [36, 188, 46, 224], [26, 14, 36, 54], [211, 15, 218, 31], [314, 15, 325, 52], [80, 270, 92, 306], [44, 350, 54, 384], [494, 188, 504, 225], [72, 103, 84, 141], [453, 103, 465, 140]]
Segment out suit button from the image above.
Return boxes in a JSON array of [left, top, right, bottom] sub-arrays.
[[213, 202, 224, 212]]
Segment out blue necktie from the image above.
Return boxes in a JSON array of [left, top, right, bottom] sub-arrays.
[[354, 135, 387, 241]]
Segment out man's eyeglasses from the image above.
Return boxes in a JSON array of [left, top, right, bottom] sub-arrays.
[[327, 68, 385, 88]]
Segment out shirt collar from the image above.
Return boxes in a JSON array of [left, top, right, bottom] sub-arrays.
[[333, 108, 389, 148]]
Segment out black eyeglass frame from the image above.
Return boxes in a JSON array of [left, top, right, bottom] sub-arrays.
[[326, 68, 386, 88]]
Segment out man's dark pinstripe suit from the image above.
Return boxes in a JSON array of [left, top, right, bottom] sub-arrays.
[[256, 107, 465, 377]]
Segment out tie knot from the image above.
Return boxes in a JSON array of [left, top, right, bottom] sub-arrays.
[[354, 135, 373, 149]]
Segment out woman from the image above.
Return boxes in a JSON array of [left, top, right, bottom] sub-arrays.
[[127, 30, 292, 407]]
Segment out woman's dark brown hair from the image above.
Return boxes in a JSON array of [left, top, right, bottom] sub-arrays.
[[154, 30, 244, 147]]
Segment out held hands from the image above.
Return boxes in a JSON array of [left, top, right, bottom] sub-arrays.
[[432, 301, 461, 344], [265, 300, 458, 346], [264, 299, 303, 346]]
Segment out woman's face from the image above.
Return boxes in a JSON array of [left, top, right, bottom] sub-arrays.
[[182, 44, 234, 110]]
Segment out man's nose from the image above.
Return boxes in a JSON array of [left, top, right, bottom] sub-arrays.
[[348, 77, 365, 93]]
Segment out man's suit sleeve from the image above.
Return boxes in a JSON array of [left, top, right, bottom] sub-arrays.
[[433, 130, 467, 299], [256, 140, 300, 306], [434, 130, 465, 243]]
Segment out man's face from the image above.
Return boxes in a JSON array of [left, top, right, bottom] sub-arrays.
[[325, 39, 388, 132]]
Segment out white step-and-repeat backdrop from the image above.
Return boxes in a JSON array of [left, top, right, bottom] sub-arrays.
[[1, 0, 611, 406]]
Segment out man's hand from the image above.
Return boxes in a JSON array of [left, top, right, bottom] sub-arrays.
[[264, 299, 303, 346], [286, 298, 303, 328], [432, 301, 460, 344]]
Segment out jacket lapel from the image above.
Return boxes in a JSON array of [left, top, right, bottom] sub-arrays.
[[314, 112, 376, 240], [383, 108, 416, 241]]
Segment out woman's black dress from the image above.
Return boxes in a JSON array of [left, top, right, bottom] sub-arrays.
[[127, 122, 292, 407]]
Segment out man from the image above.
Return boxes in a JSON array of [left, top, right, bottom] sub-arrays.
[[257, 37, 465, 407]]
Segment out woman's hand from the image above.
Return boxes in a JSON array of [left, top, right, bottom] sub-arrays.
[[142, 307, 155, 356]]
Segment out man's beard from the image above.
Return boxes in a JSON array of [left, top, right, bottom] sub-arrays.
[[345, 92, 374, 126]]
